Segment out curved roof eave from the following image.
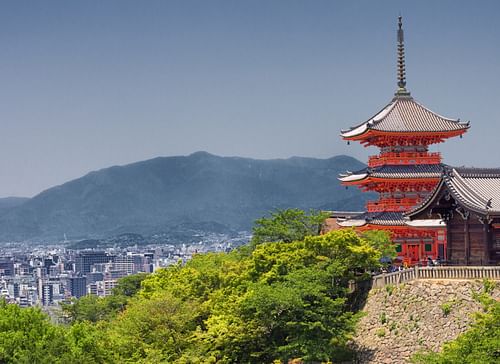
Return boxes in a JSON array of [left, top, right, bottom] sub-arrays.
[[340, 101, 396, 138], [340, 97, 469, 139], [406, 219, 445, 227], [338, 173, 368, 183], [443, 170, 498, 215], [337, 219, 367, 227]]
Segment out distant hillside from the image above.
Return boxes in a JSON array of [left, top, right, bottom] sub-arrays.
[[0, 197, 29, 212], [0, 152, 370, 241]]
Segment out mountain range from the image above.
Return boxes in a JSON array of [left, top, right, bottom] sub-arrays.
[[0, 197, 29, 212], [0, 152, 370, 241]]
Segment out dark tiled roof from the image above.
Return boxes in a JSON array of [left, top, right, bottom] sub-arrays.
[[407, 166, 500, 216], [339, 164, 443, 182], [445, 167, 500, 214], [341, 97, 469, 138], [370, 164, 443, 178], [453, 167, 500, 178], [340, 211, 406, 226]]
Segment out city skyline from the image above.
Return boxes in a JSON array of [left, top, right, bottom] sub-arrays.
[[1, 1, 500, 197]]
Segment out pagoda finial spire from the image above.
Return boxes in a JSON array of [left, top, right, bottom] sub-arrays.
[[395, 15, 411, 97]]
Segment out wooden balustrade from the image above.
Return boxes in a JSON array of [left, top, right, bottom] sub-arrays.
[[368, 152, 441, 167], [366, 198, 419, 212], [371, 266, 500, 289]]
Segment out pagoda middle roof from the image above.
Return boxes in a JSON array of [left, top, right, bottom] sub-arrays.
[[339, 164, 444, 183], [341, 96, 469, 139]]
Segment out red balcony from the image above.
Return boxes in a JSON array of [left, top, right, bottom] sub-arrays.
[[366, 197, 420, 212], [368, 152, 441, 167]]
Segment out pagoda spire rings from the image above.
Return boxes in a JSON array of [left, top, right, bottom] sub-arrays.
[[395, 16, 411, 97]]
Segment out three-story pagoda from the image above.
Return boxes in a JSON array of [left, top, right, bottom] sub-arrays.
[[337, 17, 470, 265]]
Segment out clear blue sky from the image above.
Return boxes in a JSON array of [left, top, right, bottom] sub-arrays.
[[1, 0, 499, 197]]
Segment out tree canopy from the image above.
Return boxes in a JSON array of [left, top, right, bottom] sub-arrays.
[[0, 209, 399, 363], [62, 272, 148, 323], [1, 209, 497, 362], [251, 208, 329, 245], [361, 230, 397, 260], [110, 229, 381, 363], [0, 300, 111, 363]]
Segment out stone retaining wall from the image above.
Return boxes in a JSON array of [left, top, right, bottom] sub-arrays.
[[351, 279, 500, 363]]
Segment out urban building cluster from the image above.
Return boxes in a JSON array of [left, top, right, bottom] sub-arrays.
[[0, 234, 249, 307]]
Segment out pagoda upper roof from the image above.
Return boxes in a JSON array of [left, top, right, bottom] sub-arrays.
[[408, 166, 500, 216], [340, 96, 470, 140], [339, 163, 444, 183]]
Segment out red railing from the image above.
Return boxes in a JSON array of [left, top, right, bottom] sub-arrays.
[[366, 197, 420, 212], [368, 152, 441, 167]]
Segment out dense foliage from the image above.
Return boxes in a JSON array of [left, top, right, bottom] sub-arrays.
[[0, 210, 392, 363], [61, 273, 148, 323], [360, 230, 397, 260], [134, 229, 381, 363], [0, 300, 111, 363], [3, 209, 498, 363], [251, 208, 329, 245]]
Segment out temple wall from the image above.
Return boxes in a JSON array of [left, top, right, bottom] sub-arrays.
[[470, 226, 488, 264], [448, 214, 488, 265]]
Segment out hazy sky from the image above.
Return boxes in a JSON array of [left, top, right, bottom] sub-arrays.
[[1, 0, 500, 197]]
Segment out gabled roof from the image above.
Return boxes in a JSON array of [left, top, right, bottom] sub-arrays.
[[339, 164, 444, 183], [341, 96, 470, 139], [407, 166, 500, 217]]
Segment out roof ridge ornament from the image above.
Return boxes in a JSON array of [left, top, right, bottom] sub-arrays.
[[395, 16, 411, 98]]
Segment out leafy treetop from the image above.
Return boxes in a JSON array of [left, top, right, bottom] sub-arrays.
[[251, 208, 329, 245]]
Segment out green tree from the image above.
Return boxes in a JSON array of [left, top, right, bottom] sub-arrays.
[[53, 214, 387, 363], [62, 273, 149, 323], [361, 230, 397, 260], [251, 208, 329, 245], [112, 272, 149, 297], [62, 321, 115, 364], [108, 292, 201, 363], [0, 301, 68, 363], [185, 230, 380, 363], [62, 293, 126, 323], [0, 211, 397, 363]]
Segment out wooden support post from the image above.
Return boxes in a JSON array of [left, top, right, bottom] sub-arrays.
[[464, 214, 470, 265], [419, 241, 422, 262], [483, 219, 491, 265], [446, 224, 451, 262], [444, 213, 452, 263]]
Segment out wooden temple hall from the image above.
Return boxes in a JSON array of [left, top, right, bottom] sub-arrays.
[[326, 17, 500, 266]]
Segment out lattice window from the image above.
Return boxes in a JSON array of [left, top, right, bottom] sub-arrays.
[[495, 236, 500, 249]]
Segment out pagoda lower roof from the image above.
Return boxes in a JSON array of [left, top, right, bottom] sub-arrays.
[[337, 211, 445, 228], [340, 95, 469, 139], [408, 166, 500, 216], [339, 164, 444, 183], [338, 211, 406, 227]]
